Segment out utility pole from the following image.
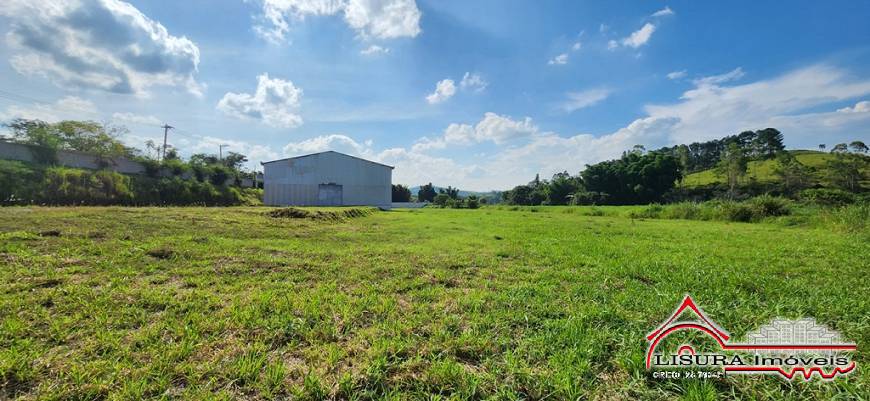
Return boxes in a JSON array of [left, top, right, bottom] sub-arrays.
[[160, 124, 173, 162], [219, 144, 229, 160]]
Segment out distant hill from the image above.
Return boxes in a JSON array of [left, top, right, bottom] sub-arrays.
[[681, 150, 868, 188]]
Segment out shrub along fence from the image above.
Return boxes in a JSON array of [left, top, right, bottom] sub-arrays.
[[1, 159, 261, 206]]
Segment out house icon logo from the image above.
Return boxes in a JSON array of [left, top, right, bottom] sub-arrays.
[[646, 295, 857, 380]]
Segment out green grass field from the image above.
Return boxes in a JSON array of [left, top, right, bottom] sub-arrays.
[[1, 206, 868, 400]]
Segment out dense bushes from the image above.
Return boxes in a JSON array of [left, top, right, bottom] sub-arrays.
[[42, 167, 134, 205], [0, 160, 260, 206], [629, 195, 793, 222], [799, 188, 856, 207]]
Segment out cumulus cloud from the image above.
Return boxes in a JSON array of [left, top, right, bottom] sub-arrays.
[[412, 112, 537, 151], [360, 44, 390, 55], [217, 73, 304, 128], [548, 53, 568, 65], [425, 79, 456, 104], [255, 0, 421, 43], [837, 100, 870, 113], [459, 72, 487, 92], [0, 0, 202, 97], [621, 23, 656, 48], [667, 70, 687, 80], [651, 6, 674, 17], [0, 96, 97, 122], [559, 88, 611, 113], [282, 133, 373, 157]]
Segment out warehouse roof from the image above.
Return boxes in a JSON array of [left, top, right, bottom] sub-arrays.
[[260, 150, 394, 169]]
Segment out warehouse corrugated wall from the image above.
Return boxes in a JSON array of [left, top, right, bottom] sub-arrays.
[[262, 151, 392, 208]]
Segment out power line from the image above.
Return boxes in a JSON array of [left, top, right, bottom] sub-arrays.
[[160, 124, 173, 162]]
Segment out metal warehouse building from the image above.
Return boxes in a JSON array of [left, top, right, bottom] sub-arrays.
[[261, 151, 393, 208]]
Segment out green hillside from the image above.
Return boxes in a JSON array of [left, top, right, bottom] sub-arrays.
[[682, 150, 865, 188]]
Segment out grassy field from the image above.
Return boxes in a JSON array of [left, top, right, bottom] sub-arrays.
[[1, 206, 868, 400], [680, 150, 863, 187]]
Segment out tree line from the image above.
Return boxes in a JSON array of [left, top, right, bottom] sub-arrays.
[[1, 118, 261, 205], [500, 128, 868, 206]]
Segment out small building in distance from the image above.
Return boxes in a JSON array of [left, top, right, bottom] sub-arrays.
[[261, 151, 393, 208]]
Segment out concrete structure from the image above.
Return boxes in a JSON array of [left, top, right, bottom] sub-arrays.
[[261, 151, 392, 208]]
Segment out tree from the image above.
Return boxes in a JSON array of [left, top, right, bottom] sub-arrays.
[[222, 152, 248, 170], [849, 141, 868, 154], [391, 184, 411, 202], [580, 151, 681, 205], [826, 153, 866, 192], [546, 171, 581, 205], [417, 183, 436, 202], [439, 185, 459, 199], [773, 151, 809, 193], [715, 142, 747, 198], [433, 193, 451, 207], [830, 143, 849, 153], [4, 119, 61, 164], [752, 128, 785, 159]]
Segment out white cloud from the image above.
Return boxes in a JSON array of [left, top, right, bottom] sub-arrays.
[[0, 96, 97, 122], [560, 88, 611, 113], [412, 112, 537, 151], [837, 100, 870, 113], [360, 44, 390, 55], [282, 133, 373, 157], [0, 0, 202, 97], [256, 0, 421, 43], [651, 7, 674, 17], [645, 65, 870, 145], [692, 67, 745, 86], [571, 41, 582, 51], [621, 23, 656, 48], [111, 112, 161, 126], [425, 79, 456, 104], [400, 64, 870, 190], [667, 70, 687, 80], [548, 53, 569, 65], [599, 23, 609, 33], [217, 73, 304, 128], [607, 40, 619, 50], [459, 72, 487, 92]]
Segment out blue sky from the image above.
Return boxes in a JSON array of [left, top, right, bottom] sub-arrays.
[[1, 0, 869, 190]]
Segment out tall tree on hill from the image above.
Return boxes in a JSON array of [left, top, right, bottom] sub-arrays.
[[849, 141, 868, 154], [752, 128, 785, 159], [716, 142, 748, 198], [417, 183, 436, 202], [826, 152, 866, 192], [830, 143, 849, 153], [773, 151, 809, 194]]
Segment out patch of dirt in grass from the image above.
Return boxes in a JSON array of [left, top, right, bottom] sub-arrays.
[[32, 278, 63, 288], [38, 229, 61, 237], [266, 207, 375, 221], [146, 247, 175, 259], [627, 273, 655, 286], [86, 231, 106, 239]]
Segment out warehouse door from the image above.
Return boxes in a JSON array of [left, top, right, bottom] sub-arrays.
[[317, 183, 343, 206]]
